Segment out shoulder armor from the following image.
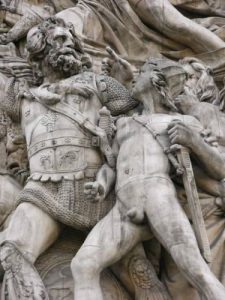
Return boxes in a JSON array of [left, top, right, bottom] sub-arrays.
[[96, 75, 138, 116]]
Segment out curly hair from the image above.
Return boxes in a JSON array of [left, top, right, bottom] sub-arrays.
[[26, 17, 92, 85], [142, 59, 185, 111], [180, 57, 219, 104]]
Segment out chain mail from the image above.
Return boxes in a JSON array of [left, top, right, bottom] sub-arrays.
[[4, 77, 21, 123], [17, 179, 115, 232], [97, 75, 138, 115]]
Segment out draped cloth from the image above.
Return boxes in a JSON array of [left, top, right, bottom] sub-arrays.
[[56, 0, 225, 77], [57, 0, 182, 63]]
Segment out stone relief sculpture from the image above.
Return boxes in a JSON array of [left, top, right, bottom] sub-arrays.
[[2, 0, 225, 66], [0, 17, 171, 300], [0, 1, 225, 300], [161, 57, 225, 300], [71, 58, 225, 300]]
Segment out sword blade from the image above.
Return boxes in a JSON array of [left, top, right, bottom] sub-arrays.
[[177, 147, 211, 263]]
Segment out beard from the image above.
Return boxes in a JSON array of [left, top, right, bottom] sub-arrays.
[[45, 46, 82, 78]]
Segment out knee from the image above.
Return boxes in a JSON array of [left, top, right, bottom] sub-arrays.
[[71, 250, 101, 283]]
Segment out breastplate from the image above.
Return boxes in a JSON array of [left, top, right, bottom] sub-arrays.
[[25, 72, 103, 181], [28, 128, 101, 181]]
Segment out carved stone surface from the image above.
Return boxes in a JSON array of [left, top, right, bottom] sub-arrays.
[[36, 229, 131, 300], [0, 1, 225, 300]]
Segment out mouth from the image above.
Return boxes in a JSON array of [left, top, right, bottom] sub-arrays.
[[57, 47, 79, 59]]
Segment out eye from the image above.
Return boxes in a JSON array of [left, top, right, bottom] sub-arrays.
[[188, 74, 195, 79], [53, 35, 66, 44]]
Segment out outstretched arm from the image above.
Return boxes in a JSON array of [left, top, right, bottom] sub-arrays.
[[0, 6, 52, 44], [101, 47, 136, 89]]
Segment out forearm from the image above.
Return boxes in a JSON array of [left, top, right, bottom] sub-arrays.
[[190, 133, 225, 180], [96, 163, 115, 197], [4, 14, 41, 43], [193, 165, 222, 197]]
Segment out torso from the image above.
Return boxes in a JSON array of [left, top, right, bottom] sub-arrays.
[[21, 72, 104, 180], [115, 113, 202, 189]]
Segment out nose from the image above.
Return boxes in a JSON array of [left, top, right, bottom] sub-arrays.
[[64, 37, 74, 48]]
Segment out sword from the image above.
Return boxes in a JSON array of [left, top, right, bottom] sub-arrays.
[[177, 146, 211, 263]]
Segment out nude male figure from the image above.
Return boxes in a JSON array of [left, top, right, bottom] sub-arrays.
[[71, 59, 225, 300]]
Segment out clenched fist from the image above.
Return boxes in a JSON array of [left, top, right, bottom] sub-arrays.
[[84, 181, 106, 202]]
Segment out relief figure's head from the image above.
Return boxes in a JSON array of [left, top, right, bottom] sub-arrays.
[[180, 57, 219, 105], [26, 17, 91, 85], [132, 58, 186, 112]]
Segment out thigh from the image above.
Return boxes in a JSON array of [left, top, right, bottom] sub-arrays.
[[4, 202, 62, 261], [75, 204, 147, 270], [0, 175, 21, 226], [144, 178, 197, 250]]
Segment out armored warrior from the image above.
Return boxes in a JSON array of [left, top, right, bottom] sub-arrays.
[[72, 58, 225, 300], [0, 17, 141, 299]]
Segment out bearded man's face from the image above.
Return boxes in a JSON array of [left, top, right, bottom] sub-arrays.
[[45, 26, 82, 77]]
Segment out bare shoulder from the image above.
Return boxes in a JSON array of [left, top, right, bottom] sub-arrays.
[[116, 116, 133, 127]]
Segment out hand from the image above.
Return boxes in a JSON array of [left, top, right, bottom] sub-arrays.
[[200, 128, 218, 147], [0, 33, 8, 44], [167, 120, 196, 149], [5, 63, 33, 80], [49, 82, 93, 98], [101, 46, 135, 86], [84, 181, 106, 202], [35, 84, 61, 105], [10, 167, 30, 186], [174, 87, 198, 114]]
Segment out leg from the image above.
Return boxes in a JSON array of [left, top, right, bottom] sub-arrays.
[[129, 0, 225, 52], [0, 174, 22, 227], [0, 202, 61, 299], [4, 202, 61, 261], [71, 204, 147, 300], [144, 178, 225, 300]]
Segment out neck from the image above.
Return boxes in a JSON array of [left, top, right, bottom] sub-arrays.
[[42, 64, 71, 84], [140, 89, 171, 115]]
